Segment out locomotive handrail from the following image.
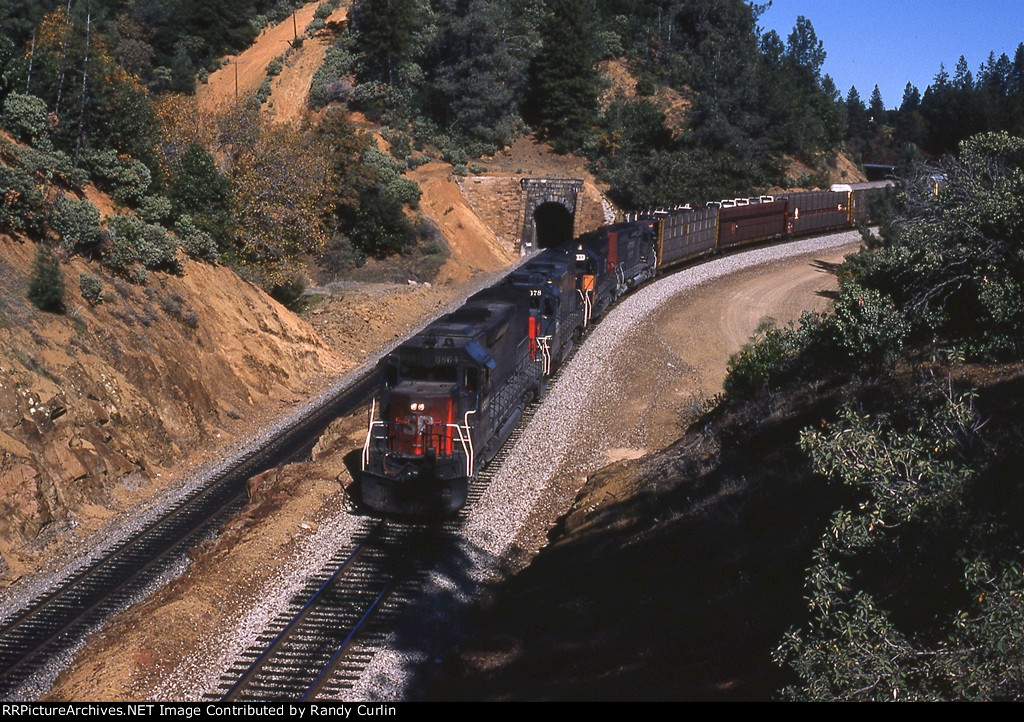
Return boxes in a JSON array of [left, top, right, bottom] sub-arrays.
[[361, 398, 378, 470], [537, 336, 553, 375]]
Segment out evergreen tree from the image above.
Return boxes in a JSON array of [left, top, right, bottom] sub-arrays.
[[351, 0, 418, 84], [27, 244, 65, 313], [845, 85, 869, 145], [429, 0, 542, 148], [532, 0, 600, 152], [868, 84, 886, 125], [899, 82, 921, 112], [169, 44, 195, 94]]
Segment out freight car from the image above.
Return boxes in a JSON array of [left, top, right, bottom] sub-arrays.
[[360, 184, 890, 514]]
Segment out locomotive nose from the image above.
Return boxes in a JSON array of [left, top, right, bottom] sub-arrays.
[[388, 382, 459, 456]]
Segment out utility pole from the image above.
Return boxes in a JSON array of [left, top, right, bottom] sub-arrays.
[[235, 61, 239, 99], [293, 12, 298, 41]]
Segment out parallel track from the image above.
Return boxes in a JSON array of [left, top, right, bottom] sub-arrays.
[[0, 371, 377, 699]]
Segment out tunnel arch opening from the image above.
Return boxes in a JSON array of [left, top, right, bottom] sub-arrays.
[[533, 202, 574, 249]]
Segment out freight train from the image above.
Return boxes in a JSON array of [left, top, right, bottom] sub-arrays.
[[359, 185, 889, 514]]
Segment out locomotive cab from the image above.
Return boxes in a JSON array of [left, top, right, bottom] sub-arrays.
[[361, 292, 538, 515]]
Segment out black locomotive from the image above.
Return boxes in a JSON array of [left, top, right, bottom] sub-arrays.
[[360, 185, 888, 514]]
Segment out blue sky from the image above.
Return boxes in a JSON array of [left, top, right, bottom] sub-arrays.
[[759, 0, 1024, 108]]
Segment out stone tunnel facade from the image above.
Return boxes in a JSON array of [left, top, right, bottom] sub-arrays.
[[519, 178, 584, 252], [455, 175, 612, 254]]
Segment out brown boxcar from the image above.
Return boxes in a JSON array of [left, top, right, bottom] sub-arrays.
[[718, 199, 787, 250], [656, 206, 718, 270], [784, 191, 849, 235], [850, 186, 890, 225]]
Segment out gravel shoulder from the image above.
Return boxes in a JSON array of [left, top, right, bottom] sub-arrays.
[[40, 232, 860, 701]]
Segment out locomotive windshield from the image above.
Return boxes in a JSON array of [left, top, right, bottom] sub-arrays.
[[400, 365, 459, 383]]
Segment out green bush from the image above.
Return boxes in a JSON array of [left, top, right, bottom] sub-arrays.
[[269, 273, 308, 309], [175, 215, 219, 262], [318, 234, 365, 274], [138, 195, 173, 224], [827, 283, 909, 364], [81, 149, 152, 205], [51, 196, 102, 252], [27, 246, 65, 313], [381, 128, 412, 160], [309, 32, 358, 106], [266, 57, 285, 77], [1, 93, 48, 142], [0, 165, 45, 234], [635, 74, 656, 97], [305, 18, 326, 36], [348, 187, 416, 258], [12, 145, 88, 189], [79, 272, 103, 305], [255, 77, 273, 106], [104, 215, 181, 275], [362, 148, 421, 206], [723, 319, 802, 399], [169, 144, 232, 221]]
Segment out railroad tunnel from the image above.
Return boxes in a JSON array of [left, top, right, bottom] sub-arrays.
[[533, 201, 575, 248], [519, 178, 584, 253]]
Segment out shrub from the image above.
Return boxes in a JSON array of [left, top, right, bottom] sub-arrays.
[[266, 58, 284, 77], [348, 187, 416, 258], [318, 234, 365, 274], [269, 273, 308, 308], [82, 149, 152, 205], [104, 215, 181, 275], [635, 74, 656, 97], [1, 92, 48, 142], [79, 272, 103, 305], [826, 283, 909, 365], [314, 3, 334, 20], [51, 196, 102, 252], [255, 77, 273, 106], [175, 215, 219, 262], [0, 165, 45, 234], [138, 195, 172, 224], [169, 144, 232, 219], [305, 18, 325, 36], [381, 128, 412, 160], [724, 319, 801, 399], [406, 154, 430, 170], [27, 246, 65, 313], [309, 38, 356, 109]]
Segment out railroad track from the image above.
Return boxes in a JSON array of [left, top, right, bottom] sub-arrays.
[[213, 519, 432, 701], [207, 345, 562, 702], [0, 371, 377, 699]]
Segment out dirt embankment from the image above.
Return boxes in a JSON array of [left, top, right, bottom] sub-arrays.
[[0, 232, 343, 585]]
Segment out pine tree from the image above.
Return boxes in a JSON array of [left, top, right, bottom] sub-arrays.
[[351, 0, 418, 84], [532, 0, 600, 152], [868, 84, 886, 125], [845, 86, 869, 144], [27, 245, 65, 313]]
